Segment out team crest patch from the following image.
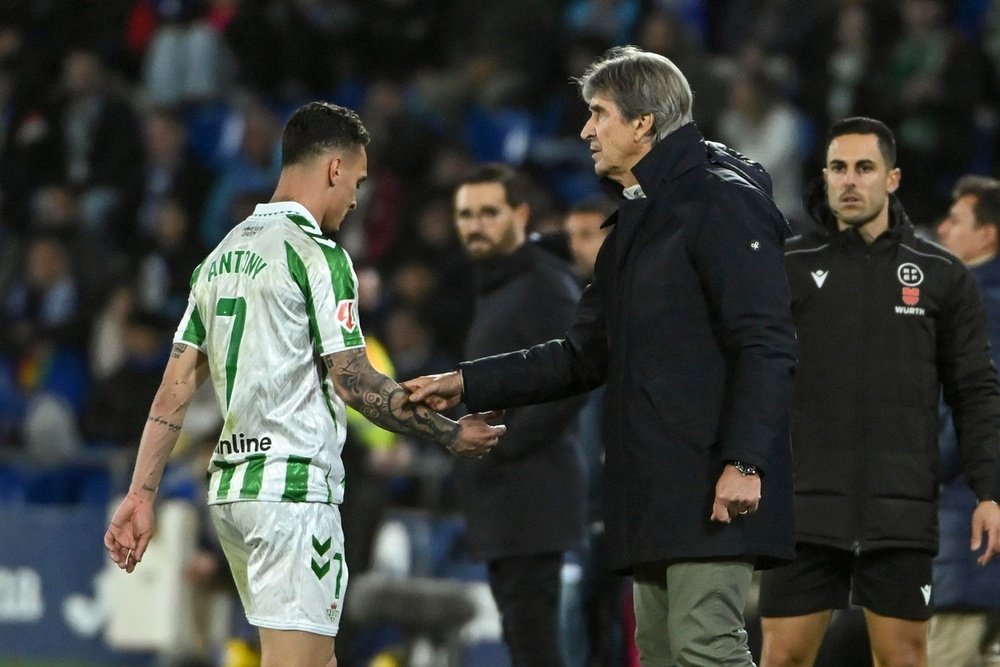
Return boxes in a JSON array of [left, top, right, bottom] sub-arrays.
[[327, 601, 340, 621], [336, 300, 358, 332], [897, 263, 924, 287]]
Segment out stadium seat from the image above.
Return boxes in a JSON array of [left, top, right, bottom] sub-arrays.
[[463, 105, 533, 165]]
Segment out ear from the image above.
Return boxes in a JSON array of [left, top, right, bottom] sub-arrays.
[[634, 113, 655, 142], [981, 221, 999, 247], [886, 167, 901, 194], [512, 202, 531, 231], [327, 157, 342, 187]]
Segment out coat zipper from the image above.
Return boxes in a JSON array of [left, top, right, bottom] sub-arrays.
[[853, 249, 875, 555]]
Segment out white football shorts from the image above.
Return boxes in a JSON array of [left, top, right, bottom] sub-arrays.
[[210, 501, 348, 636]]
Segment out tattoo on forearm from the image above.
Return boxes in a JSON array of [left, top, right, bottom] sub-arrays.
[[147, 415, 182, 433], [329, 350, 458, 448], [171, 343, 187, 359]]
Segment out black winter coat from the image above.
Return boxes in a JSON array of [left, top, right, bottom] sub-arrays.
[[785, 193, 1000, 553], [456, 241, 587, 561], [460, 124, 798, 572]]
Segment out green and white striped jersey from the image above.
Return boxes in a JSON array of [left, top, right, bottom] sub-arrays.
[[174, 202, 365, 505]]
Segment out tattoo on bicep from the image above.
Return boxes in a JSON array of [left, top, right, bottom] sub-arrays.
[[147, 415, 182, 433], [171, 343, 187, 359], [330, 349, 458, 447]]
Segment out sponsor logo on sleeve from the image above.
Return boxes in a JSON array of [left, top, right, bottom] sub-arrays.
[[336, 300, 358, 332]]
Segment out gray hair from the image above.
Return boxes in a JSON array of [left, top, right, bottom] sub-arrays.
[[576, 46, 693, 143]]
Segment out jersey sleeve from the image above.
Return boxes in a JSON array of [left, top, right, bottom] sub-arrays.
[[174, 296, 207, 351], [285, 238, 365, 355]]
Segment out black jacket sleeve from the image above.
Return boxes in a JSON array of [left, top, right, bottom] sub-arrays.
[[690, 187, 797, 472], [461, 271, 608, 412]]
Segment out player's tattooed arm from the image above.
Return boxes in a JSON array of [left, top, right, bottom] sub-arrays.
[[130, 344, 209, 498], [325, 348, 460, 449]]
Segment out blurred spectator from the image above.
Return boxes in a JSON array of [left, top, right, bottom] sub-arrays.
[[223, 0, 355, 102], [29, 183, 127, 304], [717, 69, 806, 224], [530, 35, 610, 205], [360, 78, 437, 187], [709, 0, 837, 57], [876, 0, 987, 224], [3, 233, 82, 354], [134, 0, 233, 106], [136, 198, 204, 321], [49, 49, 144, 241], [1, 233, 88, 454], [384, 193, 475, 359], [794, 2, 885, 170], [442, 0, 562, 108], [136, 105, 212, 242], [637, 8, 726, 136], [383, 306, 456, 383], [931, 175, 1000, 667], [559, 197, 631, 667], [81, 309, 170, 447], [337, 162, 403, 266], [0, 63, 51, 224], [448, 163, 586, 666], [360, 0, 449, 80], [89, 285, 135, 381], [199, 100, 280, 248]]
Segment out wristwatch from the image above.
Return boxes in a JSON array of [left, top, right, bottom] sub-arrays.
[[728, 460, 760, 477]]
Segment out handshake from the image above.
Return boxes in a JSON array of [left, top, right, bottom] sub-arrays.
[[401, 370, 505, 459]]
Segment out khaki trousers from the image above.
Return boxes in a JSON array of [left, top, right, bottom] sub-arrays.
[[633, 560, 755, 667]]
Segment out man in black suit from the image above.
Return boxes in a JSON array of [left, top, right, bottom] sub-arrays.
[[404, 46, 797, 667], [449, 163, 586, 666]]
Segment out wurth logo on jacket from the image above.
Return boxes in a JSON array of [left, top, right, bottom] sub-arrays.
[[782, 199, 1000, 554]]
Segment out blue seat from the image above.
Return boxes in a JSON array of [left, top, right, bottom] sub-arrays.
[[183, 101, 235, 168], [463, 105, 534, 165], [0, 465, 26, 504], [460, 640, 512, 667], [21, 465, 111, 505]]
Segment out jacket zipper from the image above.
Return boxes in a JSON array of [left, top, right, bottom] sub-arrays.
[[853, 249, 875, 555]]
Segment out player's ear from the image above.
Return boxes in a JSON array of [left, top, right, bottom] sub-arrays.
[[328, 157, 342, 187]]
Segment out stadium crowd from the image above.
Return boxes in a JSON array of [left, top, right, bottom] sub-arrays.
[[4, 0, 1000, 665]]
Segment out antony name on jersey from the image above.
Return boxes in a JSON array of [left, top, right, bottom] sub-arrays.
[[174, 202, 364, 506]]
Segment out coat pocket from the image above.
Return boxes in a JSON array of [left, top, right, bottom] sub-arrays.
[[640, 377, 719, 450]]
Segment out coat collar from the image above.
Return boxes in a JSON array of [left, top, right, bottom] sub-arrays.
[[600, 122, 707, 228], [823, 194, 915, 251]]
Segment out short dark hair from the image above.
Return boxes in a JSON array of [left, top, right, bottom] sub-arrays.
[[827, 117, 897, 168], [455, 163, 528, 208], [953, 175, 1000, 232], [281, 102, 370, 167]]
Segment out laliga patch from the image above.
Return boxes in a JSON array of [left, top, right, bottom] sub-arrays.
[[336, 299, 358, 332]]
